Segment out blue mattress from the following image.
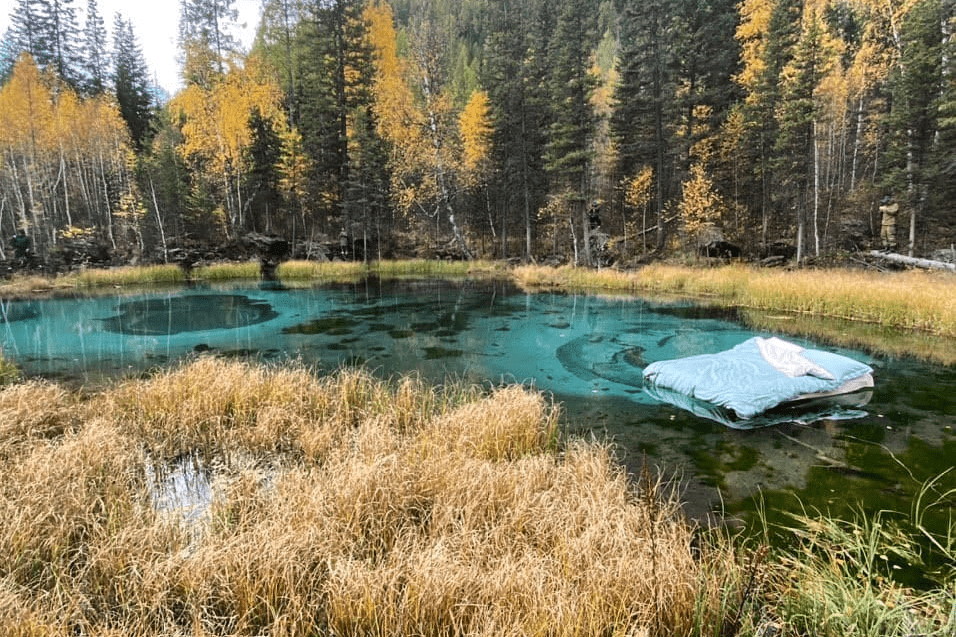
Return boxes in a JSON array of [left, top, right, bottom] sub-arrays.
[[642, 337, 874, 428]]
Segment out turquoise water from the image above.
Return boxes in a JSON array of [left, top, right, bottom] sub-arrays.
[[2, 278, 954, 535]]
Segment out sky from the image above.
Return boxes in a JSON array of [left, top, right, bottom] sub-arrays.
[[1, 0, 262, 96]]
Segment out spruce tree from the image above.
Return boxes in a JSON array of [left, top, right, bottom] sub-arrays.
[[611, 0, 673, 251], [884, 0, 943, 256], [7, 0, 81, 87], [178, 0, 240, 88], [295, 0, 375, 235], [252, 0, 303, 124], [736, 0, 803, 248], [80, 0, 108, 95], [244, 107, 284, 233], [37, 0, 81, 87], [934, 0, 956, 214], [0, 29, 19, 84], [482, 0, 549, 259], [6, 0, 44, 65], [544, 0, 598, 264], [773, 14, 829, 262], [670, 0, 741, 167], [113, 14, 153, 148]]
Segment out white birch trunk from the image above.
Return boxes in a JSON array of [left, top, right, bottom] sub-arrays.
[[813, 121, 820, 256]]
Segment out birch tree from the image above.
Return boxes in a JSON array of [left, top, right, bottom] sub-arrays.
[[171, 56, 287, 239], [366, 1, 472, 258]]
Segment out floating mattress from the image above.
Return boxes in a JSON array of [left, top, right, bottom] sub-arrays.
[[642, 336, 874, 429]]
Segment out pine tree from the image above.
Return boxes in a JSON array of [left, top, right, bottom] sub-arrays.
[[670, 0, 741, 173], [0, 28, 20, 84], [774, 12, 833, 261], [934, 1, 956, 209], [36, 0, 81, 87], [611, 0, 673, 251], [884, 0, 943, 256], [734, 0, 803, 248], [6, 1, 44, 73], [295, 0, 376, 237], [7, 0, 81, 87], [482, 0, 550, 259], [113, 14, 153, 149], [545, 0, 598, 264], [80, 0, 109, 95], [252, 0, 304, 124], [244, 106, 284, 233]]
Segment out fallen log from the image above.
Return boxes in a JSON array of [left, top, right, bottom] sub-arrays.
[[868, 250, 956, 272]]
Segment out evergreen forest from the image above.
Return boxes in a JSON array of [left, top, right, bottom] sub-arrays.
[[2, 0, 956, 270]]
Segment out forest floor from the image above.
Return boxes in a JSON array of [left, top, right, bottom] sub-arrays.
[[2, 256, 955, 364]]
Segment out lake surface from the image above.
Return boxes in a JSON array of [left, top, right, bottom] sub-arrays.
[[2, 277, 954, 536]]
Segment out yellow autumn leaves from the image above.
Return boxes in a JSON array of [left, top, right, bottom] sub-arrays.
[[170, 55, 291, 233], [166, 1, 494, 238], [0, 54, 132, 236], [365, 1, 493, 221]]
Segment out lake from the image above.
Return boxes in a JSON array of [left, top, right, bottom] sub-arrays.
[[2, 277, 954, 536]]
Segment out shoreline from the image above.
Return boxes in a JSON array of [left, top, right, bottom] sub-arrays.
[[2, 259, 954, 366]]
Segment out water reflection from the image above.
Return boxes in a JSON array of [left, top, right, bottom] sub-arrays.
[[100, 294, 279, 335], [1, 278, 954, 531]]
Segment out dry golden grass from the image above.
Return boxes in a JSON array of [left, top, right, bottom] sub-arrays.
[[67, 264, 187, 288], [277, 259, 368, 282], [0, 357, 952, 635], [0, 357, 716, 635], [191, 261, 262, 281], [276, 258, 507, 282], [513, 264, 956, 339]]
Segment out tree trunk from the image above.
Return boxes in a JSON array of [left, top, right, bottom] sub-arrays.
[[813, 121, 820, 256], [869, 250, 955, 271], [149, 176, 168, 263]]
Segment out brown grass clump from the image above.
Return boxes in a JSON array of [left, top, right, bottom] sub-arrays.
[[2, 358, 952, 635], [513, 263, 956, 338], [0, 357, 716, 635], [0, 380, 82, 462]]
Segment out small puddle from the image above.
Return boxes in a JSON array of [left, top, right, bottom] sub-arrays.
[[147, 453, 213, 526]]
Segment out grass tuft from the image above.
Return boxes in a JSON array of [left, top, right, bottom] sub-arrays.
[[277, 259, 368, 282], [67, 264, 187, 287], [766, 508, 956, 637], [192, 261, 261, 281], [0, 357, 708, 635], [0, 357, 952, 634]]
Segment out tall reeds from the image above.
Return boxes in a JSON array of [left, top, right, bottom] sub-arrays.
[[765, 508, 956, 637]]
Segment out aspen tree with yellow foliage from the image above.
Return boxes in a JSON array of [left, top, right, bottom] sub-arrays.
[[622, 165, 654, 254], [460, 90, 493, 186], [679, 162, 726, 255], [0, 53, 134, 257], [170, 56, 288, 239], [365, 1, 472, 257]]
